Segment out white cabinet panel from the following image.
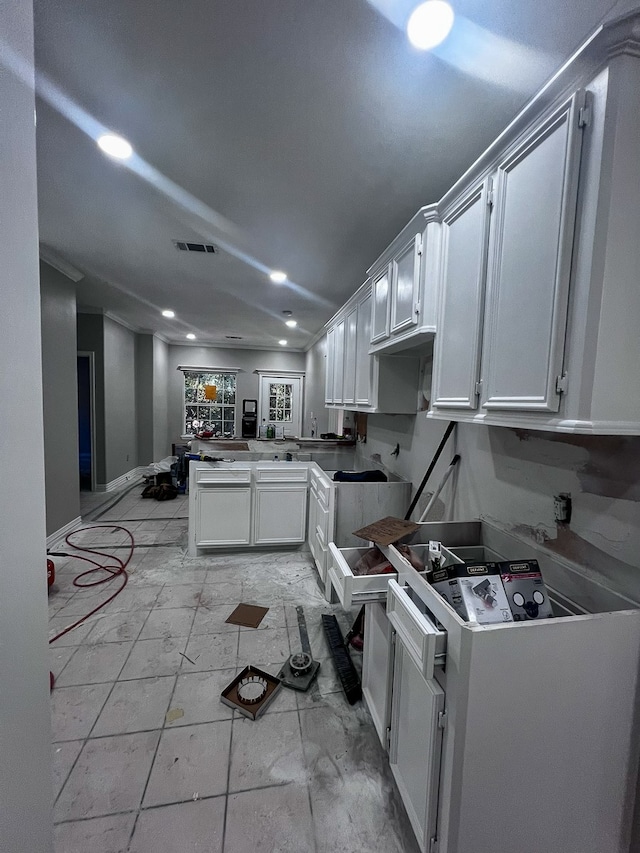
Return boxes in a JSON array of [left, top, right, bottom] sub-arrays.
[[389, 642, 444, 852], [324, 326, 335, 404], [362, 602, 394, 749], [254, 484, 307, 545], [391, 234, 420, 334], [332, 318, 345, 404], [342, 305, 357, 405], [371, 265, 391, 343], [196, 487, 251, 546], [482, 93, 584, 412], [355, 290, 373, 406], [432, 180, 491, 410]]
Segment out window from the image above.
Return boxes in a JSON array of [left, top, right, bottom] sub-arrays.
[[269, 383, 293, 422], [183, 371, 236, 437]]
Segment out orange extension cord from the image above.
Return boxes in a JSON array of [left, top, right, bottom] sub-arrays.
[[49, 524, 134, 688]]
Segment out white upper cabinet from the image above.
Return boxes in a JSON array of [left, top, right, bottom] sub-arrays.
[[431, 180, 491, 410], [368, 206, 441, 355], [342, 304, 358, 406], [355, 289, 373, 406], [371, 265, 391, 343], [481, 92, 585, 412], [332, 317, 345, 404], [324, 326, 335, 405]]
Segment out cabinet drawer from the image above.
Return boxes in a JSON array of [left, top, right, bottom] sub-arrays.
[[386, 580, 446, 680], [310, 470, 332, 507], [255, 466, 308, 483], [195, 467, 251, 484], [327, 543, 398, 609]]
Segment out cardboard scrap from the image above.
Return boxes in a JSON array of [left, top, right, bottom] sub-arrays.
[[226, 603, 269, 628], [352, 516, 419, 547], [165, 708, 184, 723]]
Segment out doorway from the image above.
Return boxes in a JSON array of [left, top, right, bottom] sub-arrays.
[[258, 372, 304, 438], [77, 352, 96, 491]]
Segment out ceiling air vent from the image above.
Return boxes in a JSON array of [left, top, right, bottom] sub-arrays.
[[174, 240, 217, 254], [225, 335, 242, 340]]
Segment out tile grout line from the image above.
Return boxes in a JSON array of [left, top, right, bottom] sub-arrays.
[[126, 577, 202, 849], [220, 581, 244, 853], [52, 582, 164, 813]]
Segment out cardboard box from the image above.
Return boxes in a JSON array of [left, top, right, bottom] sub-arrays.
[[498, 560, 553, 621], [431, 561, 514, 624]]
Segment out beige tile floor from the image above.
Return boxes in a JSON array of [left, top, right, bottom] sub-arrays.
[[48, 483, 419, 852]]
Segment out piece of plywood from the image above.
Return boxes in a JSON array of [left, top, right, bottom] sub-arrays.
[[226, 603, 269, 628], [352, 516, 419, 546]]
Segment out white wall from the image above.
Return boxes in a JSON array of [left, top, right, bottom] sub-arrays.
[[103, 317, 137, 484], [152, 336, 169, 460], [0, 0, 54, 848], [304, 337, 331, 437]]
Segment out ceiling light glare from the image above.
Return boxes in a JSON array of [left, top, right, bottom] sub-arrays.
[[186, 333, 196, 340], [407, 1, 454, 50], [270, 271, 287, 284], [97, 133, 133, 160], [285, 319, 297, 328], [278, 339, 288, 346], [162, 309, 175, 318]]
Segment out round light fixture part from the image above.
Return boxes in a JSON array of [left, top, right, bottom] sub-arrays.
[[162, 309, 175, 318], [97, 133, 133, 160], [407, 1, 454, 50], [278, 339, 288, 346], [285, 319, 297, 328], [186, 333, 196, 340], [270, 270, 287, 284]]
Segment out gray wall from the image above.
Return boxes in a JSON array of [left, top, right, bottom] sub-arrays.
[[40, 261, 80, 536], [103, 316, 137, 484], [77, 313, 106, 483], [0, 0, 54, 847], [153, 336, 169, 460], [304, 336, 331, 437], [167, 345, 306, 444], [135, 333, 154, 467]]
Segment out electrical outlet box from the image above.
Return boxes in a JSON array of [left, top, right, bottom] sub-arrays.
[[554, 493, 572, 523]]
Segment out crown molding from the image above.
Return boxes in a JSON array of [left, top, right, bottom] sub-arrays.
[[39, 245, 84, 282]]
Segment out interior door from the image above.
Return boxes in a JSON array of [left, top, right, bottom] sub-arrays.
[[259, 374, 304, 438], [481, 92, 585, 411]]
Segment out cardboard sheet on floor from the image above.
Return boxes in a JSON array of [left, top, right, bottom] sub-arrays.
[[226, 603, 269, 628], [352, 516, 419, 546]]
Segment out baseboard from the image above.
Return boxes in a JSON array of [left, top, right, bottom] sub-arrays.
[[46, 515, 82, 548], [96, 467, 146, 492]]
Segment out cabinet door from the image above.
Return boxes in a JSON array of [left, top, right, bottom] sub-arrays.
[[332, 318, 345, 404], [482, 92, 585, 411], [362, 602, 394, 749], [196, 487, 251, 546], [431, 180, 491, 410], [389, 642, 445, 852], [324, 327, 335, 404], [391, 234, 421, 334], [342, 305, 357, 405], [355, 290, 373, 406], [371, 265, 391, 343], [254, 484, 308, 544]]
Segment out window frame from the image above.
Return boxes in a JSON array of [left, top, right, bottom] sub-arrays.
[[181, 368, 238, 438]]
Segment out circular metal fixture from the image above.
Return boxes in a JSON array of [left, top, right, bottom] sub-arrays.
[[289, 652, 313, 677], [237, 674, 268, 704]]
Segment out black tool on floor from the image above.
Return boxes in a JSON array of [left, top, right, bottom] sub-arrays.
[[277, 652, 321, 691], [322, 614, 362, 705]]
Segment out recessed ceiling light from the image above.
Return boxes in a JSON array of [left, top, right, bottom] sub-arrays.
[[270, 271, 287, 284], [278, 339, 288, 346], [186, 333, 196, 340], [285, 319, 297, 328], [162, 309, 175, 318], [407, 1, 454, 50], [97, 133, 133, 160]]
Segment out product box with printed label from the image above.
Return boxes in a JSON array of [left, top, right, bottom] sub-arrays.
[[431, 561, 514, 625], [498, 560, 553, 621]]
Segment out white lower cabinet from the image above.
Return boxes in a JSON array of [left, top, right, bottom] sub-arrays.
[[389, 640, 444, 853], [195, 487, 252, 546], [253, 484, 307, 545], [362, 602, 393, 748]]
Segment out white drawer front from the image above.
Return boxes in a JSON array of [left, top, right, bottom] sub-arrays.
[[195, 467, 251, 484], [327, 543, 397, 609], [255, 466, 308, 483], [310, 470, 332, 506], [386, 580, 445, 680]]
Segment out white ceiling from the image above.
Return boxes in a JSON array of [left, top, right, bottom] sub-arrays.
[[34, 0, 632, 350]]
